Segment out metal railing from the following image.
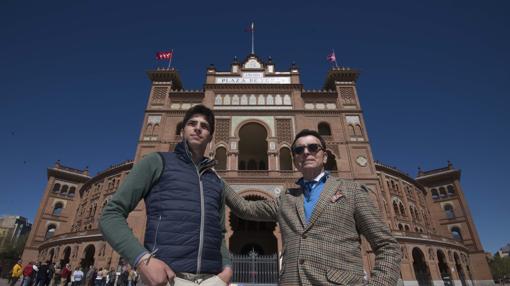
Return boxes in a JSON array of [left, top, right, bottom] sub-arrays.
[[231, 251, 279, 285]]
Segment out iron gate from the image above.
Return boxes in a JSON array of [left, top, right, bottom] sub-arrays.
[[231, 251, 279, 285]]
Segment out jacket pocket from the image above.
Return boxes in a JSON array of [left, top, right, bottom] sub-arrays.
[[326, 268, 363, 285]]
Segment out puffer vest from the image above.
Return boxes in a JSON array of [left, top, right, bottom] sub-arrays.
[[143, 141, 224, 274]]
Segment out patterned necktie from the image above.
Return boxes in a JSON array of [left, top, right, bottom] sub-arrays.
[[303, 181, 315, 202]]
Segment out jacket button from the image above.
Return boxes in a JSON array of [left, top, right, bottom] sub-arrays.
[[299, 259, 305, 265], [302, 234, 307, 239]]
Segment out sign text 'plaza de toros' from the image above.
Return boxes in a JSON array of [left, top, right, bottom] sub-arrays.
[[22, 54, 494, 285]]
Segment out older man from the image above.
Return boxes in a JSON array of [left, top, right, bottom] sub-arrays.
[[224, 129, 401, 285]]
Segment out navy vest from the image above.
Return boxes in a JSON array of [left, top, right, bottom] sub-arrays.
[[143, 142, 224, 274]]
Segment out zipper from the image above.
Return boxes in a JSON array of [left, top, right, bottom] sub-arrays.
[[152, 215, 162, 252], [196, 164, 214, 273], [182, 139, 215, 274], [195, 166, 205, 274]]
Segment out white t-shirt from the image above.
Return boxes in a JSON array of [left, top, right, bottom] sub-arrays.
[[72, 270, 84, 282]]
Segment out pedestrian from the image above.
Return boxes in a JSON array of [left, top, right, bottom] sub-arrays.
[[60, 264, 72, 286], [93, 268, 102, 286], [34, 261, 49, 286], [52, 263, 61, 286], [105, 269, 115, 286], [10, 260, 23, 286], [71, 267, 83, 286], [21, 261, 35, 286]]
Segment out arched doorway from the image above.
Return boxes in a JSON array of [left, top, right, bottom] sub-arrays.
[[238, 123, 268, 170], [81, 244, 95, 270], [229, 194, 277, 255], [437, 250, 452, 286], [62, 246, 71, 267], [412, 248, 432, 286], [454, 253, 467, 286]]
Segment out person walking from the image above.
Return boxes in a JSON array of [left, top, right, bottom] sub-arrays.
[[10, 260, 23, 286]]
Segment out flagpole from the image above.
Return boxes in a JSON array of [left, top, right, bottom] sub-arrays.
[[167, 49, 173, 69], [332, 49, 338, 68], [251, 22, 255, 54]]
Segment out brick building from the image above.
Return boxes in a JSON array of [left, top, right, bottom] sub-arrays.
[[22, 54, 494, 285]]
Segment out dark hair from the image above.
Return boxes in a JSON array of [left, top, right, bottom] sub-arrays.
[[181, 105, 215, 135], [291, 129, 327, 152]]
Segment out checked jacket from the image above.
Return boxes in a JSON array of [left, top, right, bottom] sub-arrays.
[[224, 176, 401, 285]]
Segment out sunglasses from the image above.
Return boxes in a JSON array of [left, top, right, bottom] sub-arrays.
[[292, 143, 323, 155]]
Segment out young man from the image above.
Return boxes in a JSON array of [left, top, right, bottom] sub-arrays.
[[100, 105, 232, 286], [224, 129, 402, 285]]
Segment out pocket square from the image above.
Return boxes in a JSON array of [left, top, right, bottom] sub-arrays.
[[331, 190, 344, 202]]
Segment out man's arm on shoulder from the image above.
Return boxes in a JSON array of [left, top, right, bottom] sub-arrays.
[[223, 181, 278, 221], [99, 152, 163, 266], [354, 185, 401, 286]]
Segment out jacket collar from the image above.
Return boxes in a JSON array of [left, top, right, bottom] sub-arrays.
[[175, 140, 216, 172]]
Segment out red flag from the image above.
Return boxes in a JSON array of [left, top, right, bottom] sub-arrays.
[[326, 51, 336, 63], [245, 22, 254, 32], [156, 51, 173, 60]]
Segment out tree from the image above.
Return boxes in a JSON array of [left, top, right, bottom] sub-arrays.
[[489, 254, 510, 283]]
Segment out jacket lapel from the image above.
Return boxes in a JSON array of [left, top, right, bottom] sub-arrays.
[[304, 178, 343, 231], [294, 188, 306, 228]]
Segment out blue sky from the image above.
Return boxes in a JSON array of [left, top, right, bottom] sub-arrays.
[[1, 1, 509, 253]]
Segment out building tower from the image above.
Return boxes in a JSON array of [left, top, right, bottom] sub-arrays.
[[417, 163, 493, 284], [21, 162, 90, 264]]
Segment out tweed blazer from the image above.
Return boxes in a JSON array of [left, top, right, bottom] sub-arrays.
[[224, 176, 401, 286]]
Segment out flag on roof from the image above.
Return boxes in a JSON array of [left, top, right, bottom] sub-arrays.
[[156, 51, 173, 60], [326, 51, 336, 63]]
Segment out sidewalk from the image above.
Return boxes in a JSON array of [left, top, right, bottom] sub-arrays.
[[0, 278, 11, 286]]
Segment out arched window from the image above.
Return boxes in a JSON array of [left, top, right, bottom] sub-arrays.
[[175, 122, 183, 135], [447, 185, 455, 196], [52, 183, 61, 193], [52, 202, 63, 216], [393, 201, 399, 216], [152, 124, 160, 136], [279, 147, 293, 171], [398, 224, 403, 231], [444, 204, 455, 219], [439, 187, 447, 198], [45, 224, 56, 240], [451, 227, 463, 240], [404, 225, 410, 232], [238, 123, 268, 170], [145, 124, 152, 136], [215, 147, 227, 170], [61, 185, 69, 195], [410, 206, 416, 219], [318, 122, 331, 136], [399, 203, 406, 216], [431, 189, 439, 200], [68, 187, 76, 198]]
